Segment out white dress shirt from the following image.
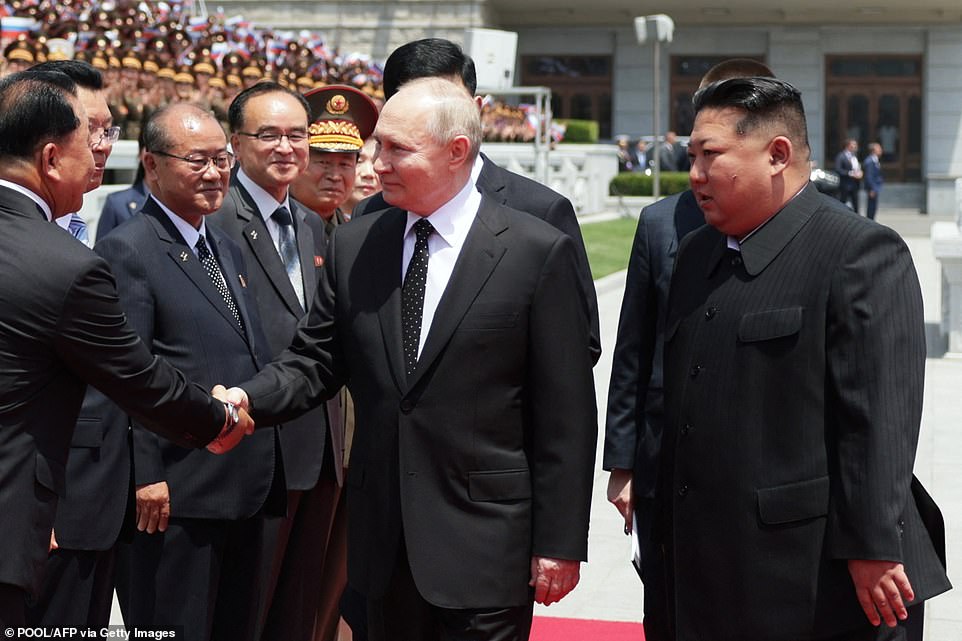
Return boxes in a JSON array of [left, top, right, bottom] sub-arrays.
[[401, 175, 482, 359]]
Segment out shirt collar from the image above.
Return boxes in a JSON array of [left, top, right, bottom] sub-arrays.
[[236, 167, 291, 223], [0, 179, 52, 221], [404, 174, 481, 248], [150, 195, 209, 249]]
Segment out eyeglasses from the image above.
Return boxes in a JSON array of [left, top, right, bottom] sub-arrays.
[[152, 150, 235, 172], [90, 126, 121, 148], [237, 131, 309, 145]]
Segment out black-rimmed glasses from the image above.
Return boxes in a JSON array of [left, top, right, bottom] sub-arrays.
[[152, 150, 235, 172], [237, 131, 309, 145]]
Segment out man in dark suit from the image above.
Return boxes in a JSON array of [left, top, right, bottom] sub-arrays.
[[222, 77, 597, 641], [352, 38, 599, 365], [0, 70, 245, 628], [863, 142, 884, 221], [106, 103, 280, 641], [209, 81, 345, 641], [660, 76, 950, 640], [98, 167, 149, 240], [835, 137, 863, 213], [604, 58, 774, 641]]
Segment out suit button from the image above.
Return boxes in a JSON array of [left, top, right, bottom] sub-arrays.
[[678, 485, 689, 497], [704, 306, 717, 320], [731, 255, 742, 267], [690, 365, 701, 378], [681, 424, 691, 437], [399, 399, 414, 413]]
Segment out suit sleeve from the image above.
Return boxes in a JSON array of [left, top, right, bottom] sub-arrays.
[[95, 234, 168, 485], [541, 195, 601, 365], [825, 225, 924, 562], [53, 251, 222, 449], [604, 212, 657, 471], [527, 234, 598, 561], [243, 227, 346, 423]]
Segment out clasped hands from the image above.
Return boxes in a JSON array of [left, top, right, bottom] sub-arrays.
[[205, 385, 254, 454]]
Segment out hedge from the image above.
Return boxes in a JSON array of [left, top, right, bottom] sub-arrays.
[[609, 171, 690, 196], [557, 119, 599, 143]]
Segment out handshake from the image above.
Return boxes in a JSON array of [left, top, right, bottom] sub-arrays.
[[206, 385, 254, 454]]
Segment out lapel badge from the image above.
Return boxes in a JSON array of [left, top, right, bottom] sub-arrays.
[[250, 229, 258, 241], [239, 274, 247, 288], [180, 251, 189, 262], [314, 255, 324, 267]]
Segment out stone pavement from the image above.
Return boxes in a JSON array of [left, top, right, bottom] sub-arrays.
[[535, 207, 962, 641]]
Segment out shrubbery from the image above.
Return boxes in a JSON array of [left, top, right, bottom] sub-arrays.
[[609, 171, 690, 196]]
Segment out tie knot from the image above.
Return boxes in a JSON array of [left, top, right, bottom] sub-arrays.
[[195, 234, 209, 252], [272, 206, 293, 226], [413, 218, 433, 242]]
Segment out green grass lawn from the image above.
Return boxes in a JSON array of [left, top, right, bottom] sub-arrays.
[[581, 216, 639, 280]]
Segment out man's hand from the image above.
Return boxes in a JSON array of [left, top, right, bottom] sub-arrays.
[[135, 481, 171, 534], [607, 468, 633, 534], [529, 557, 581, 606], [49, 529, 58, 553], [212, 384, 250, 411], [206, 387, 254, 454], [848, 559, 915, 628]]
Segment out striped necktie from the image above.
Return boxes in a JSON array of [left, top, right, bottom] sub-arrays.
[[67, 213, 89, 246]]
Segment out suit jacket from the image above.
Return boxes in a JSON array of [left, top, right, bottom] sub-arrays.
[[863, 154, 883, 193], [660, 184, 951, 640], [242, 198, 597, 609], [209, 177, 336, 489], [834, 150, 861, 192], [604, 191, 704, 511], [353, 154, 601, 364], [0, 186, 222, 596], [97, 179, 148, 241], [96, 199, 277, 519]]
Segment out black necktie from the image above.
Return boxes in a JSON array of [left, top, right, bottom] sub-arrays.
[[271, 206, 305, 310], [196, 235, 244, 330], [402, 218, 434, 376]]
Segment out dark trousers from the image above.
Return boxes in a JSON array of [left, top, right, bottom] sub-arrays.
[[258, 453, 347, 641], [0, 583, 26, 628], [26, 547, 117, 627], [116, 516, 271, 641], [821, 603, 924, 641], [838, 181, 860, 214], [866, 192, 879, 220], [367, 544, 533, 641]]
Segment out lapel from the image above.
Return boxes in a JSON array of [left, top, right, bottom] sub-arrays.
[[406, 197, 507, 391], [374, 209, 408, 393], [292, 200, 318, 306], [211, 224, 258, 348], [144, 200, 247, 341], [231, 181, 305, 315], [475, 154, 508, 204]]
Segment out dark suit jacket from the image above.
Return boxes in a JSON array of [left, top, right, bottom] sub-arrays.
[[96, 199, 277, 520], [97, 180, 148, 241], [604, 191, 704, 509], [863, 154, 883, 193], [0, 186, 222, 596], [660, 184, 951, 640], [834, 150, 861, 193], [353, 154, 601, 364], [209, 178, 336, 489], [242, 198, 597, 609]]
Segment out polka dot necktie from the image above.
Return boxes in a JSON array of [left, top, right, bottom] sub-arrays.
[[402, 218, 434, 377], [195, 234, 244, 331], [271, 206, 305, 311]]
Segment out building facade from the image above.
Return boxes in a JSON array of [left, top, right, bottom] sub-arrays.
[[220, 0, 962, 213]]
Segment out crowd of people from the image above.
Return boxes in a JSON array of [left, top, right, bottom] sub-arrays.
[[0, 27, 951, 641]]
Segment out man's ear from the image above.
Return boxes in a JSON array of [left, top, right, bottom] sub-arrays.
[[449, 134, 472, 169], [769, 136, 792, 175], [40, 142, 63, 183], [143, 151, 160, 182]]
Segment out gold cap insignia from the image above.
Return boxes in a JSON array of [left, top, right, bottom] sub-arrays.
[[326, 94, 349, 116]]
